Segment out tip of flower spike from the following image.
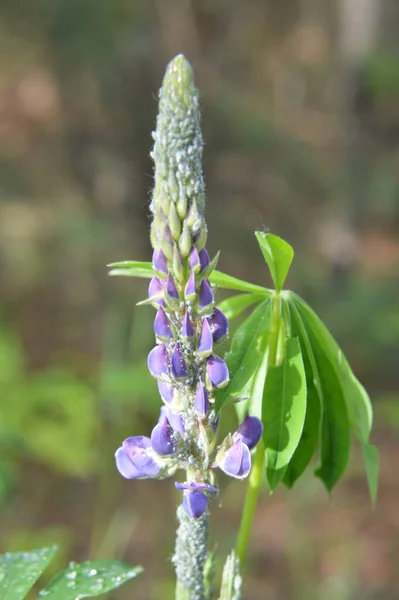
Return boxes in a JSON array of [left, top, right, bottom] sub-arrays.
[[163, 55, 195, 100]]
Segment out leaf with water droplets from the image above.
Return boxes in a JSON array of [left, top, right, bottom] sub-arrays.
[[38, 560, 143, 599], [0, 546, 57, 600]]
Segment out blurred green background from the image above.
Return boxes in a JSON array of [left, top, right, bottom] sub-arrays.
[[0, 1, 398, 599]]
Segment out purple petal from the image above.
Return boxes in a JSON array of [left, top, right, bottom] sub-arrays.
[[151, 416, 177, 455], [164, 405, 185, 435], [194, 380, 209, 416], [233, 415, 263, 450], [175, 481, 218, 493], [197, 318, 213, 356], [182, 491, 209, 519], [219, 439, 251, 479], [166, 274, 179, 299], [199, 248, 210, 273], [147, 344, 169, 379], [154, 307, 173, 340], [206, 355, 229, 389], [148, 276, 165, 306], [181, 310, 194, 339], [188, 246, 200, 272], [185, 271, 196, 300], [158, 380, 175, 405], [171, 343, 187, 380], [198, 280, 214, 310], [152, 249, 168, 275], [115, 447, 141, 479], [208, 308, 229, 343], [117, 436, 161, 478]]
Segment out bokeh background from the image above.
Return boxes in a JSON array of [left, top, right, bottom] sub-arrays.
[[0, 1, 398, 598]]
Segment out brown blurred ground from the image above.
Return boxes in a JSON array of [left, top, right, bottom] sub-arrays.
[[0, 1, 398, 599]]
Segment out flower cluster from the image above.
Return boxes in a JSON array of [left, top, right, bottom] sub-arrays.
[[115, 55, 263, 518]]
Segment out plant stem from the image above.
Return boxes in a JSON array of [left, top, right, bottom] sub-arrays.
[[173, 505, 210, 600], [235, 292, 281, 568]]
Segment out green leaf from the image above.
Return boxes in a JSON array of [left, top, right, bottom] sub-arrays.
[[255, 232, 294, 291], [217, 294, 264, 321], [210, 270, 270, 295], [262, 337, 307, 491], [361, 442, 379, 507], [287, 294, 351, 492], [282, 300, 321, 488], [107, 260, 271, 296], [215, 299, 273, 413], [291, 293, 373, 442], [0, 546, 57, 600], [39, 560, 143, 599], [107, 261, 153, 278]]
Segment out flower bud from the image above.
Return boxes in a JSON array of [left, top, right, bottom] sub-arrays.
[[194, 380, 209, 416], [208, 308, 229, 343], [148, 344, 169, 379], [152, 249, 168, 276], [148, 276, 165, 307], [197, 318, 213, 357], [181, 310, 194, 340], [206, 354, 229, 390], [198, 279, 214, 312], [198, 248, 210, 273], [171, 343, 187, 380], [184, 272, 196, 301], [151, 415, 177, 455], [158, 380, 175, 405], [188, 246, 201, 273], [154, 307, 173, 341], [233, 415, 263, 450]]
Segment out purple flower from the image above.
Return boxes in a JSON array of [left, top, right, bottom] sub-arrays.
[[198, 279, 214, 311], [158, 380, 175, 405], [151, 415, 178, 455], [185, 271, 196, 301], [182, 491, 208, 519], [197, 318, 213, 356], [162, 405, 185, 436], [154, 307, 173, 340], [233, 415, 263, 450], [206, 354, 229, 389], [208, 308, 228, 343], [175, 481, 219, 493], [148, 344, 169, 379], [181, 310, 194, 340], [115, 436, 161, 479], [175, 481, 218, 519], [148, 276, 165, 307], [171, 343, 187, 380], [152, 249, 168, 275], [218, 439, 251, 479], [194, 380, 209, 416]]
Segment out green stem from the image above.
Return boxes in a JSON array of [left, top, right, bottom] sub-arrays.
[[235, 292, 281, 567]]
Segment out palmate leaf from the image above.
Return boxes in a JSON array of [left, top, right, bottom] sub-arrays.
[[262, 337, 307, 491], [217, 293, 265, 321], [287, 292, 378, 499], [39, 560, 143, 599], [215, 299, 273, 413], [0, 547, 142, 600], [0, 546, 57, 600], [282, 301, 321, 488], [255, 232, 294, 291], [108, 260, 270, 295]]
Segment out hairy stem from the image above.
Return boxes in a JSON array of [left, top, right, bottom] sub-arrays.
[[173, 505, 210, 600], [235, 292, 281, 568]]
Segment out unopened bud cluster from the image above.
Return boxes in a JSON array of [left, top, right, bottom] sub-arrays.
[[115, 55, 262, 518]]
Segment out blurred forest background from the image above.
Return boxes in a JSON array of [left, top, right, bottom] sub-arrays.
[[0, 1, 398, 599]]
